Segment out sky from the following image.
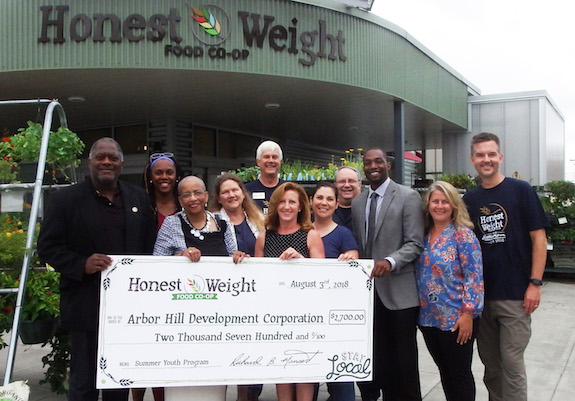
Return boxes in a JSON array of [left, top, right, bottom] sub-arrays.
[[369, 0, 575, 181]]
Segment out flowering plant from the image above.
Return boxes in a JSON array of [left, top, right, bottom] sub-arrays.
[[2, 121, 84, 183], [0, 212, 56, 349], [0, 268, 60, 348], [0, 214, 67, 393], [0, 135, 18, 183], [0, 212, 34, 270]]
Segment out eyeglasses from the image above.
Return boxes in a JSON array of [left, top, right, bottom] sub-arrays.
[[149, 152, 174, 163], [179, 190, 206, 200], [335, 179, 359, 185]]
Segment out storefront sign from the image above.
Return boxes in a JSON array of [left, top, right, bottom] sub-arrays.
[[96, 256, 374, 388], [37, 2, 347, 67]]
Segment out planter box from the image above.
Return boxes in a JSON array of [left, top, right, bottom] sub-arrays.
[[18, 162, 51, 184], [547, 243, 575, 273]]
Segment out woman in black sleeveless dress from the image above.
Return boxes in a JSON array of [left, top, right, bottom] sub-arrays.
[[254, 182, 324, 401]]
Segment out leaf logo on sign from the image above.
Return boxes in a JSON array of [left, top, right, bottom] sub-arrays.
[[188, 278, 201, 293], [191, 7, 221, 36], [184, 275, 206, 294]]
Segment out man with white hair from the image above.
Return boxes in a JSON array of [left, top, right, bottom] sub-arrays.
[[245, 140, 285, 214]]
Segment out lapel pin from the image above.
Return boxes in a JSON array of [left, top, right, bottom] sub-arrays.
[[132, 207, 138, 213]]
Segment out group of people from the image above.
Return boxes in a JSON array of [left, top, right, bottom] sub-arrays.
[[37, 133, 547, 401]]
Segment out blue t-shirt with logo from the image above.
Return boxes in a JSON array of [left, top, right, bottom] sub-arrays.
[[245, 178, 285, 214], [463, 178, 549, 300]]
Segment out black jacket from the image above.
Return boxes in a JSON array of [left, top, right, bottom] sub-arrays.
[[37, 179, 156, 331]]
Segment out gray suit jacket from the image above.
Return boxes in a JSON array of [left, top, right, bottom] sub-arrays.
[[351, 180, 424, 310]]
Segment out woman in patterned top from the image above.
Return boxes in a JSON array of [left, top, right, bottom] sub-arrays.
[[154, 175, 240, 260], [254, 181, 324, 401], [416, 181, 484, 401]]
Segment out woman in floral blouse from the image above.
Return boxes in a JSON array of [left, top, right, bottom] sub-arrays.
[[416, 181, 484, 401]]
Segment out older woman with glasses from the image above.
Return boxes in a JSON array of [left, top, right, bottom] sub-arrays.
[[154, 175, 241, 260], [153, 175, 246, 401]]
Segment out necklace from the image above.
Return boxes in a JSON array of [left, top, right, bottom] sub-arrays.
[[183, 212, 211, 241]]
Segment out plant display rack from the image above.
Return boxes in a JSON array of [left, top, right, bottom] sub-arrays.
[[0, 99, 69, 385]]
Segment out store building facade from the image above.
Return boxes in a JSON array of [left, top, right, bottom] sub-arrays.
[[0, 0, 562, 187]]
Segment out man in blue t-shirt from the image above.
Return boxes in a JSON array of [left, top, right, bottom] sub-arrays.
[[242, 140, 285, 400], [463, 133, 548, 401], [244, 140, 285, 215]]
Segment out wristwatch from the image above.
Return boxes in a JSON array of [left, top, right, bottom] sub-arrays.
[[529, 278, 543, 286]]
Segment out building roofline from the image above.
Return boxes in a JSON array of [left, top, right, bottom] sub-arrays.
[[469, 90, 565, 121], [298, 0, 482, 95]]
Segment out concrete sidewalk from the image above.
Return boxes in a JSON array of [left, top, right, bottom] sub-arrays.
[[2, 278, 575, 400]]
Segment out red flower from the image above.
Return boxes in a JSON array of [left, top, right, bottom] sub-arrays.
[[431, 264, 443, 278]]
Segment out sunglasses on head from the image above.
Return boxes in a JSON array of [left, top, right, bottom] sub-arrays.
[[149, 152, 174, 163]]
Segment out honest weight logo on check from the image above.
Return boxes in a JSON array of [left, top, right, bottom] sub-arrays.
[[127, 274, 257, 300], [176, 275, 257, 300]]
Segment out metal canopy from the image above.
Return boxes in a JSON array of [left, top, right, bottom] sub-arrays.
[[0, 69, 462, 152]]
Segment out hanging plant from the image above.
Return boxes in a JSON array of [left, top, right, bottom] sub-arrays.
[[8, 121, 85, 183]]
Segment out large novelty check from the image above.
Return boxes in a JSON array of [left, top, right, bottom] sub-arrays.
[[96, 256, 374, 389]]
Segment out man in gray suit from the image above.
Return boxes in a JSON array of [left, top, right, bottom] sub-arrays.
[[351, 148, 424, 401]]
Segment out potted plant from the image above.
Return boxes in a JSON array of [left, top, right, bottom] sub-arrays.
[[439, 173, 478, 191], [0, 266, 67, 392], [9, 121, 84, 183], [541, 180, 575, 244], [0, 210, 69, 394], [0, 212, 59, 347], [232, 159, 364, 183]]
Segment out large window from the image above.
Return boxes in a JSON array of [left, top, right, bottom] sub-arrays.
[[115, 124, 147, 155], [77, 124, 147, 157], [218, 131, 261, 159], [77, 128, 110, 158], [193, 126, 216, 157]]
